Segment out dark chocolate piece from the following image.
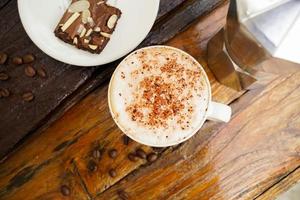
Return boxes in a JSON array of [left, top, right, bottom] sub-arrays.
[[54, 0, 121, 54]]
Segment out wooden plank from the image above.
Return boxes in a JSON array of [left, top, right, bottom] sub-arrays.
[[0, 3, 246, 199], [0, 0, 20, 39], [96, 71, 300, 200], [0, 159, 90, 200], [0, 0, 226, 158], [157, 0, 186, 20], [0, 0, 11, 10], [256, 166, 300, 200], [256, 57, 300, 75], [140, 0, 226, 47], [0, 22, 98, 159]]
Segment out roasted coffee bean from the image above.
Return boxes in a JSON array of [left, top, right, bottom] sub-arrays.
[[60, 185, 71, 196], [117, 190, 129, 200], [37, 67, 47, 78], [24, 66, 36, 77], [22, 92, 34, 102], [23, 54, 35, 64], [108, 149, 118, 159], [0, 88, 10, 98], [147, 153, 158, 163], [0, 72, 9, 81], [12, 56, 23, 65], [128, 153, 138, 162], [87, 160, 97, 172], [0, 53, 8, 65], [92, 149, 101, 159], [136, 148, 146, 159], [109, 169, 117, 178], [122, 135, 130, 145]]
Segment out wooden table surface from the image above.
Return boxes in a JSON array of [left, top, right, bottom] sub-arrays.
[[1, 1, 300, 200], [0, 0, 224, 158]]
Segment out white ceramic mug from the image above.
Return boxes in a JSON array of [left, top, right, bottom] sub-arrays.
[[108, 46, 231, 147]]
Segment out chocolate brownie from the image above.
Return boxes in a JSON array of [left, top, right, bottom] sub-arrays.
[[54, 0, 122, 54]]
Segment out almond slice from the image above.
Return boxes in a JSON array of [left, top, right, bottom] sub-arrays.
[[100, 32, 111, 38], [68, 0, 90, 13], [88, 44, 98, 50], [80, 27, 87, 38], [94, 27, 101, 32], [87, 17, 95, 26], [86, 28, 93, 37], [82, 10, 91, 24], [84, 39, 90, 44], [73, 37, 78, 45], [107, 14, 118, 29], [76, 24, 84, 34], [61, 12, 80, 32], [97, 1, 105, 5]]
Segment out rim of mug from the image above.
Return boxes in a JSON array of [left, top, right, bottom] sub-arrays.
[[108, 45, 212, 147]]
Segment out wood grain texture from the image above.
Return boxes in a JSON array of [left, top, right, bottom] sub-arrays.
[[0, 0, 226, 158], [0, 0, 10, 10], [157, 0, 186, 20], [0, 3, 249, 199], [256, 166, 300, 200], [0, 2, 298, 199], [256, 57, 300, 75], [0, 158, 90, 200], [140, 0, 227, 47], [96, 71, 300, 200], [0, 21, 97, 159], [0, 0, 20, 40]]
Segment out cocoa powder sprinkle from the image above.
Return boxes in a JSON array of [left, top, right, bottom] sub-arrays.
[[124, 57, 205, 129]]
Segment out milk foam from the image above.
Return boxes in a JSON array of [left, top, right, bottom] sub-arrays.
[[109, 46, 210, 146]]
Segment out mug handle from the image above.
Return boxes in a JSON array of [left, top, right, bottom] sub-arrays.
[[207, 102, 232, 123]]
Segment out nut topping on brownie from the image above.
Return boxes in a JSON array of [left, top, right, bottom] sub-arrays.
[[54, 0, 122, 54]]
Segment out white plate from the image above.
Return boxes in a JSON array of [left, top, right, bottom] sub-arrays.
[[18, 0, 160, 66]]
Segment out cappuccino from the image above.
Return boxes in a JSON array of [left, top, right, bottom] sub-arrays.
[[108, 46, 211, 146]]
